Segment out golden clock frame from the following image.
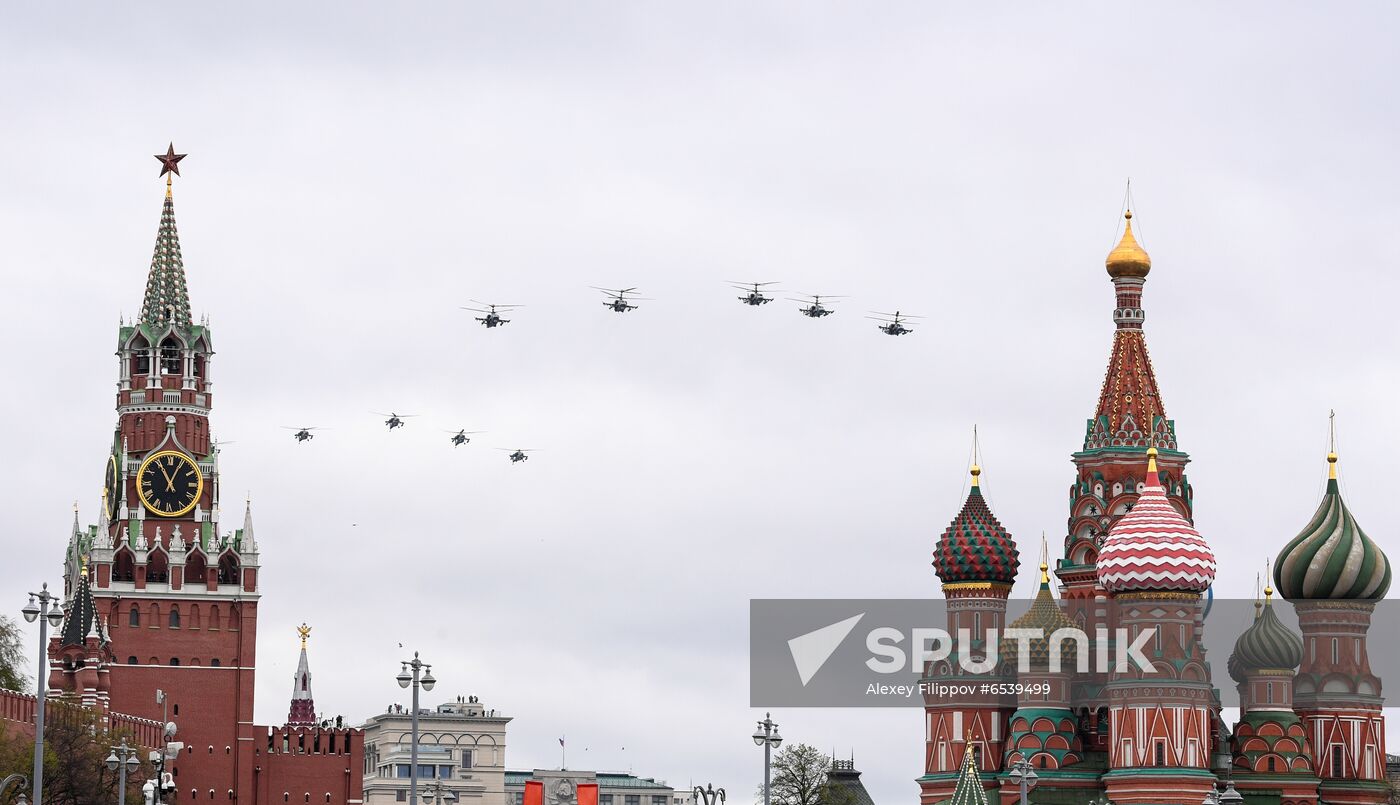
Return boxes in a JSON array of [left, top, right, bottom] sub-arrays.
[[136, 449, 204, 518]]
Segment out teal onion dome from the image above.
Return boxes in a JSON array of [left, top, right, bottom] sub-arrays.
[[1274, 453, 1391, 601], [1001, 561, 1078, 668], [1231, 590, 1303, 673]]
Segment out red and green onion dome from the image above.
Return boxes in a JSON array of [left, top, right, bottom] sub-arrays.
[[1230, 587, 1303, 674], [1274, 452, 1391, 601], [933, 465, 1020, 586], [1096, 447, 1216, 593]]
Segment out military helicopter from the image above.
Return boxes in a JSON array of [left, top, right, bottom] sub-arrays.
[[497, 448, 535, 463], [790, 294, 845, 318], [867, 311, 922, 336], [592, 287, 651, 313], [374, 412, 418, 430], [461, 301, 520, 328], [445, 429, 485, 447], [281, 427, 322, 443], [730, 281, 780, 306]]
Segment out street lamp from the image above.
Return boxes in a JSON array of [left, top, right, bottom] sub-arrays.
[[693, 783, 725, 805], [21, 583, 63, 805], [752, 713, 782, 805], [106, 738, 142, 805], [1201, 779, 1243, 805], [1005, 759, 1038, 805], [421, 778, 457, 805], [397, 652, 437, 805]]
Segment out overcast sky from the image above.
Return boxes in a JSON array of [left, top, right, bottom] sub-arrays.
[[4, 3, 1400, 803]]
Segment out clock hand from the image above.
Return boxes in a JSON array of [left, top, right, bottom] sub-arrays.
[[157, 462, 176, 493]]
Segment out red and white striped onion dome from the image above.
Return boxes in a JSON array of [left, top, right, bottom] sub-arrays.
[[1096, 447, 1216, 593]]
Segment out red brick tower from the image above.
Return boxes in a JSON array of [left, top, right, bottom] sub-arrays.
[[51, 166, 263, 799], [1056, 211, 1194, 752], [919, 463, 1020, 804]]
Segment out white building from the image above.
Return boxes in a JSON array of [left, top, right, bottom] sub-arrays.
[[362, 695, 511, 805]]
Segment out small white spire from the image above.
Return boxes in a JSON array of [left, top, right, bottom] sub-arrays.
[[241, 496, 257, 553]]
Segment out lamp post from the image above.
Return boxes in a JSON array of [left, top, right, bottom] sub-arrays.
[[397, 653, 436, 805], [1005, 759, 1038, 805], [421, 778, 457, 805], [1201, 779, 1243, 805], [751, 713, 782, 805], [106, 739, 141, 805], [1, 774, 29, 804], [21, 584, 64, 805], [693, 783, 725, 805]]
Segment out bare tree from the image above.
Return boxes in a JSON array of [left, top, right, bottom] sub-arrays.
[[757, 744, 829, 805], [0, 705, 146, 805]]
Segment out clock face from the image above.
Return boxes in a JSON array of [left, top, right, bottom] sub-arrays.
[[104, 454, 120, 520], [137, 450, 203, 518]]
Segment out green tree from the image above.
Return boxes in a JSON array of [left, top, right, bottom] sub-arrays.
[[758, 744, 830, 805], [0, 705, 147, 805], [0, 615, 26, 693]]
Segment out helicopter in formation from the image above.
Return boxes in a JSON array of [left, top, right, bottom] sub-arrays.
[[283, 427, 322, 443], [375, 412, 417, 430], [594, 287, 650, 313], [462, 301, 519, 328], [731, 281, 779, 306], [867, 311, 921, 336], [499, 448, 534, 463], [446, 429, 485, 447], [792, 294, 843, 318]]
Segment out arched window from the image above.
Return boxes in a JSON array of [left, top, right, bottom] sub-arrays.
[[160, 336, 182, 375], [211, 659, 221, 667], [114, 549, 136, 583], [129, 605, 141, 627], [190, 604, 201, 629], [209, 604, 221, 630], [186, 552, 207, 586], [218, 554, 241, 586], [170, 658, 181, 666], [127, 656, 138, 665], [169, 606, 181, 629], [228, 605, 239, 631], [148, 550, 170, 584], [130, 335, 151, 375], [149, 604, 161, 626]]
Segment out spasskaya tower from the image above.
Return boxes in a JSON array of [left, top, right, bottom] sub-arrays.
[[46, 148, 359, 803]]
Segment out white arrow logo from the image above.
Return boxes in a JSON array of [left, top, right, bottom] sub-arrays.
[[787, 613, 865, 686]]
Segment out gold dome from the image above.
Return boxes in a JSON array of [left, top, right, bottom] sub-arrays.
[[1106, 210, 1151, 278]]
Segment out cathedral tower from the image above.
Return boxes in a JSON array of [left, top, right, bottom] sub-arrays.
[[919, 463, 1019, 805], [1096, 447, 1218, 805], [1274, 450, 1391, 805]]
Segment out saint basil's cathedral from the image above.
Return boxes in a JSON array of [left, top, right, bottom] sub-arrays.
[[922, 214, 1392, 805], [1, 154, 366, 803]]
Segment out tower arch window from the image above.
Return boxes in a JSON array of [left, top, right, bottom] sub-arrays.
[[170, 658, 180, 666], [160, 336, 182, 375], [189, 604, 201, 629], [128, 656, 138, 665], [218, 554, 241, 586], [186, 552, 208, 586], [209, 604, 221, 630], [149, 604, 161, 626], [1332, 745, 1344, 777], [114, 549, 136, 583], [169, 606, 181, 629], [1154, 740, 1166, 766], [130, 335, 151, 375], [148, 551, 169, 584], [129, 605, 141, 627], [211, 659, 221, 667]]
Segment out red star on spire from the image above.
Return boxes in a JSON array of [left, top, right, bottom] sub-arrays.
[[154, 143, 187, 177]]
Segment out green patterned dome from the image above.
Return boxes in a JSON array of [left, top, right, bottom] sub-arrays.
[[1001, 562, 1078, 668], [1275, 454, 1391, 601], [933, 466, 1020, 586], [1231, 591, 1302, 673]]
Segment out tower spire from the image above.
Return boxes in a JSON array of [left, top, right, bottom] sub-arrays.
[[287, 623, 317, 726], [140, 145, 193, 331]]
